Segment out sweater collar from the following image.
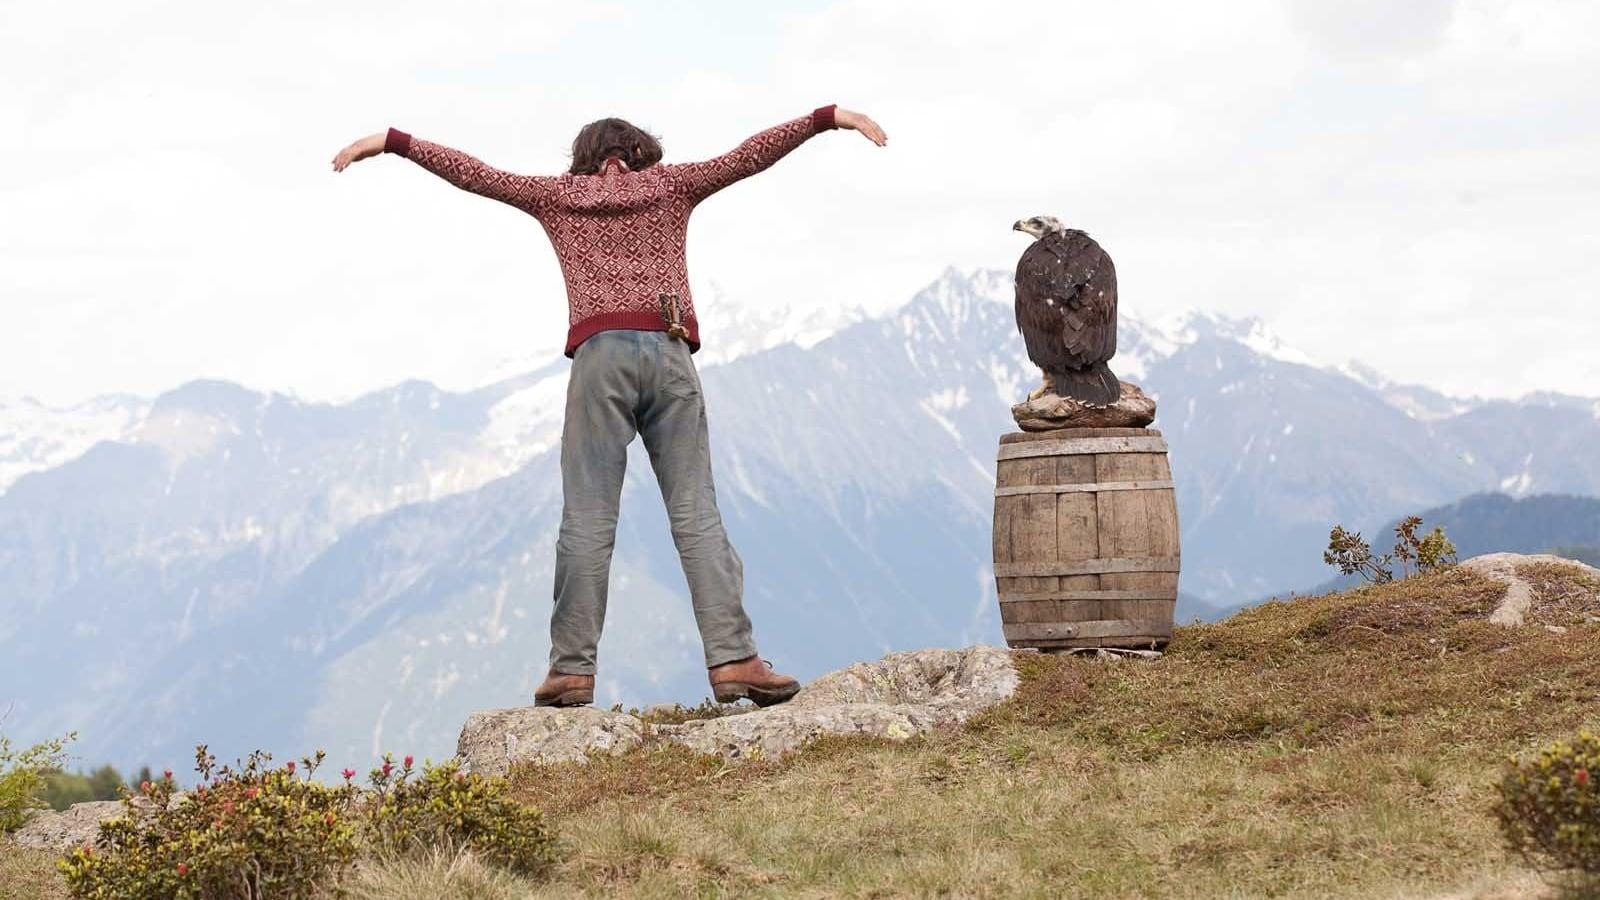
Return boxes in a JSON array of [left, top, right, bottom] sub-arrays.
[[600, 156, 629, 174]]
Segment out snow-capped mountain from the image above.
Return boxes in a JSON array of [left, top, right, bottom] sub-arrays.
[[0, 395, 148, 494], [2, 267, 1596, 775]]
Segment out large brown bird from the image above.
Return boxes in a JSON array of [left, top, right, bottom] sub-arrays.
[[1013, 215, 1120, 405]]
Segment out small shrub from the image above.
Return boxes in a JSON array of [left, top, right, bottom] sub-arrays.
[[364, 753, 558, 876], [0, 730, 73, 833], [1324, 515, 1458, 584], [57, 747, 559, 899], [1494, 730, 1600, 875], [59, 746, 360, 900]]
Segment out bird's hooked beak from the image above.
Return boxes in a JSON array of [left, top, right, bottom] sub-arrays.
[[1015, 216, 1065, 239]]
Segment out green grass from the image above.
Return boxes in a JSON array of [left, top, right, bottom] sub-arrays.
[[5, 563, 1597, 898]]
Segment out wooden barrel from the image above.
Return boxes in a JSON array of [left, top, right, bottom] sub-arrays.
[[992, 427, 1180, 650]]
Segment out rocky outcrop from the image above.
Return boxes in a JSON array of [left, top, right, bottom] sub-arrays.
[[8, 800, 123, 851], [457, 646, 1018, 776], [1012, 381, 1156, 431], [455, 705, 646, 773], [1461, 552, 1600, 627]]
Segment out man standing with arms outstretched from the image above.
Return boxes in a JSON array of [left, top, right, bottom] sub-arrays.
[[333, 104, 888, 707]]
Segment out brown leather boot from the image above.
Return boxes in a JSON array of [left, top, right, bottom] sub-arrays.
[[534, 669, 595, 707], [708, 656, 801, 707]]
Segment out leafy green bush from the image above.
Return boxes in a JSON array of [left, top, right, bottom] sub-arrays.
[[57, 747, 558, 899], [364, 753, 558, 876], [59, 747, 359, 899], [0, 731, 73, 833], [1495, 730, 1600, 875]]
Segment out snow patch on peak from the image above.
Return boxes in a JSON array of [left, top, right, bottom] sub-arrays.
[[693, 282, 867, 367], [1115, 315, 1181, 381], [1499, 453, 1536, 497], [0, 395, 149, 493], [1156, 311, 1315, 367], [907, 267, 1013, 323], [1336, 360, 1392, 390], [482, 372, 570, 471], [1235, 318, 1316, 368], [1335, 359, 1481, 421]]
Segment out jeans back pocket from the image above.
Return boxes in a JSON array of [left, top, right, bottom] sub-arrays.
[[659, 338, 701, 401]]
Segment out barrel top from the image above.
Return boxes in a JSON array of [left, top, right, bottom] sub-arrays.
[[1000, 427, 1161, 445]]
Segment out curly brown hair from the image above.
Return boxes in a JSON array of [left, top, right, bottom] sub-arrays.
[[568, 117, 663, 175]]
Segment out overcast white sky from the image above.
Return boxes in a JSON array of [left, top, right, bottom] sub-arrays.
[[4, 0, 1597, 405]]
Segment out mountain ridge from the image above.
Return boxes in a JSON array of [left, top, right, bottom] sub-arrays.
[[3, 267, 1598, 772], [9, 266, 1587, 498]]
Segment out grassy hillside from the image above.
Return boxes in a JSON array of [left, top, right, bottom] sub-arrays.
[[5, 562, 1597, 898]]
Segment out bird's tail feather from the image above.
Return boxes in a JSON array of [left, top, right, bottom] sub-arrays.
[[1049, 362, 1121, 406]]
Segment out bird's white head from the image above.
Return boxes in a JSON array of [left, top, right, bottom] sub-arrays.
[[1012, 215, 1066, 239]]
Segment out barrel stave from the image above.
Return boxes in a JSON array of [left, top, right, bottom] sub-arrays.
[[995, 455, 1060, 596]]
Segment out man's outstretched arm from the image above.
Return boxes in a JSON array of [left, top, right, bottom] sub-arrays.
[[664, 105, 888, 202], [331, 129, 558, 217]]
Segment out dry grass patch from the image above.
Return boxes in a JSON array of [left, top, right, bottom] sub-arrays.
[[345, 846, 538, 900], [0, 842, 69, 900], [1515, 562, 1600, 630], [506, 740, 786, 819]]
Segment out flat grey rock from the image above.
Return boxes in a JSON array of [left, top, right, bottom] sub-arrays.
[[9, 800, 124, 851], [457, 646, 1018, 774], [456, 705, 645, 777]]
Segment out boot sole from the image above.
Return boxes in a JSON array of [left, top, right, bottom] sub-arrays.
[[534, 689, 594, 708], [712, 681, 800, 708]]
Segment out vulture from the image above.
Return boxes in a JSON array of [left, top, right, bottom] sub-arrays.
[[1012, 215, 1120, 406]]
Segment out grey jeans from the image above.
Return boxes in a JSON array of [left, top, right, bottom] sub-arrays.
[[549, 328, 757, 675]]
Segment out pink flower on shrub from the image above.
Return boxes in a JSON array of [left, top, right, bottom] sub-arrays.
[[382, 761, 393, 777], [286, 761, 296, 774], [177, 863, 189, 877], [245, 787, 259, 799], [404, 755, 414, 769], [325, 812, 336, 826], [342, 768, 356, 781], [163, 769, 173, 781], [1579, 768, 1591, 787], [139, 780, 151, 794]]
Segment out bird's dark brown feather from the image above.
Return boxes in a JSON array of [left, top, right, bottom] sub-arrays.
[[1014, 228, 1118, 374]]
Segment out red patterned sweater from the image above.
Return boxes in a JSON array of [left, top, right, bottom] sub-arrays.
[[385, 105, 838, 356]]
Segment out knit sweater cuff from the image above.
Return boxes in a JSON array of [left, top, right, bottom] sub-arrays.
[[812, 104, 838, 133], [383, 127, 412, 156]]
